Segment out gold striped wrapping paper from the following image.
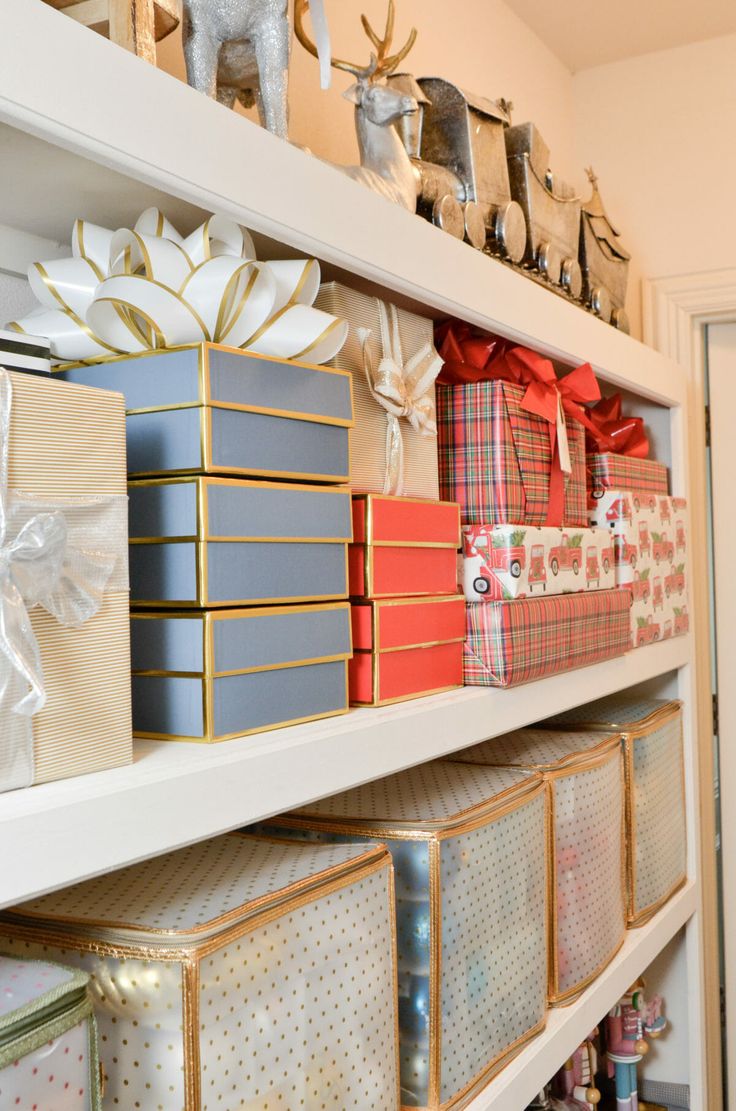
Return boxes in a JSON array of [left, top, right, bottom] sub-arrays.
[[315, 282, 441, 499], [3, 370, 132, 785], [5, 370, 127, 494], [29, 593, 132, 783]]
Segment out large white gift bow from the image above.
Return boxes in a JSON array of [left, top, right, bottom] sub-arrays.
[[358, 300, 443, 496], [9, 209, 348, 366], [0, 368, 128, 793]]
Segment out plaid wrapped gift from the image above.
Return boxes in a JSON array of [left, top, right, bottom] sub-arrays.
[[437, 379, 588, 526], [464, 589, 632, 687], [588, 452, 669, 496]]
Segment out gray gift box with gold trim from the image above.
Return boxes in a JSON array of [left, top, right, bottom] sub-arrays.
[[131, 602, 352, 741], [129, 476, 352, 606], [59, 342, 354, 482]]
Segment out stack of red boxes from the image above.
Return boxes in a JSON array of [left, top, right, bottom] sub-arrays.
[[348, 494, 466, 705], [435, 323, 633, 687]]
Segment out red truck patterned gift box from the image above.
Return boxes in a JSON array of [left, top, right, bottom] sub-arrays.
[[461, 523, 616, 602], [463, 590, 632, 687], [589, 490, 689, 647], [587, 453, 669, 498], [436, 379, 588, 527]]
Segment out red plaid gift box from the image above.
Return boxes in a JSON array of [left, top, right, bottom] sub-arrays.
[[436, 379, 588, 526], [463, 589, 632, 687], [587, 452, 669, 497]]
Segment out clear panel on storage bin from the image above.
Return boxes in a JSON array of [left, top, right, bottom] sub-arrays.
[[0, 1016, 92, 1110], [554, 757, 625, 998], [199, 864, 398, 1110], [631, 713, 686, 918], [439, 792, 547, 1104]]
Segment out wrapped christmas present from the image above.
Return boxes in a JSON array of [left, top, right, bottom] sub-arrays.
[[263, 761, 548, 1110], [11, 209, 348, 366], [0, 835, 401, 1110], [131, 602, 352, 741], [350, 493, 460, 598], [461, 522, 616, 602], [315, 282, 442, 498], [446, 728, 626, 1004], [128, 477, 352, 607], [0, 369, 131, 793], [586, 393, 669, 496], [463, 589, 632, 687], [350, 594, 465, 705], [0, 955, 101, 1108], [543, 696, 686, 925], [589, 490, 689, 646], [435, 323, 595, 526], [0, 328, 50, 375], [62, 342, 354, 483]]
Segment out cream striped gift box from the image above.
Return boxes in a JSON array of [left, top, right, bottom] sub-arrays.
[[315, 282, 441, 499], [3, 370, 132, 788]]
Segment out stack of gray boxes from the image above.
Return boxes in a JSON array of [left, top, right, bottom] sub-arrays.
[[62, 343, 355, 741]]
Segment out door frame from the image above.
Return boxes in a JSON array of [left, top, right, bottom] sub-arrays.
[[644, 269, 736, 1110]]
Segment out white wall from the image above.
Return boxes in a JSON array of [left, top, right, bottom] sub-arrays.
[[156, 0, 579, 179], [573, 33, 736, 337]]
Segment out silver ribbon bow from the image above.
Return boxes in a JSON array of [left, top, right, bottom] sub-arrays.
[[358, 300, 442, 496], [0, 368, 127, 792]]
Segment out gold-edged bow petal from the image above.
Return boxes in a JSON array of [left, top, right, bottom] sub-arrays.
[[8, 208, 348, 366]]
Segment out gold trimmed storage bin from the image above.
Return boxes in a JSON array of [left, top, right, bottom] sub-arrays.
[[542, 697, 687, 926], [0, 834, 401, 1110], [0, 954, 101, 1109], [131, 603, 352, 741], [60, 342, 354, 483], [446, 730, 626, 1005], [128, 476, 352, 606], [263, 761, 549, 1111]]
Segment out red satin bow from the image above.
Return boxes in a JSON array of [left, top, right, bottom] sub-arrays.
[[436, 322, 602, 524], [586, 394, 650, 458]]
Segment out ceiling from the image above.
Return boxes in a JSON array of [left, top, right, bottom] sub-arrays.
[[505, 0, 736, 72]]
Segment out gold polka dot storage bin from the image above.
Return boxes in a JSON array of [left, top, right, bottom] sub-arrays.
[[541, 697, 687, 927], [0, 835, 400, 1110], [0, 954, 101, 1109], [262, 761, 548, 1110], [445, 729, 626, 1006]]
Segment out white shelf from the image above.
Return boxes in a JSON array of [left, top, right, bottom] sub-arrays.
[[467, 882, 698, 1110], [0, 1, 685, 409], [0, 637, 688, 910]]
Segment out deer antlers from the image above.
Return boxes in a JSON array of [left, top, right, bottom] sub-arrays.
[[294, 0, 417, 82]]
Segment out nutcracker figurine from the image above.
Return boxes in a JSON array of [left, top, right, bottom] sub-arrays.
[[553, 1030, 601, 1109], [605, 979, 666, 1111]]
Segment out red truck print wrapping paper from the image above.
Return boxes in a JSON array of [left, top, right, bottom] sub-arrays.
[[461, 523, 616, 602], [589, 489, 689, 647]]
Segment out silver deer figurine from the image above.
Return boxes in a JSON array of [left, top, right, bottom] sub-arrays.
[[295, 0, 421, 211], [182, 0, 331, 139]]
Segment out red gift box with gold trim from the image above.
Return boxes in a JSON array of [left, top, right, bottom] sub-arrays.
[[348, 493, 460, 598], [349, 594, 465, 705]]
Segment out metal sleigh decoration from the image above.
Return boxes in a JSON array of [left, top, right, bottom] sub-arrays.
[[579, 167, 631, 332]]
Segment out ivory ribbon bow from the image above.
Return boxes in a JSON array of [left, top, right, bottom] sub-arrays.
[[358, 301, 442, 495], [8, 209, 348, 366], [0, 369, 128, 792]]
